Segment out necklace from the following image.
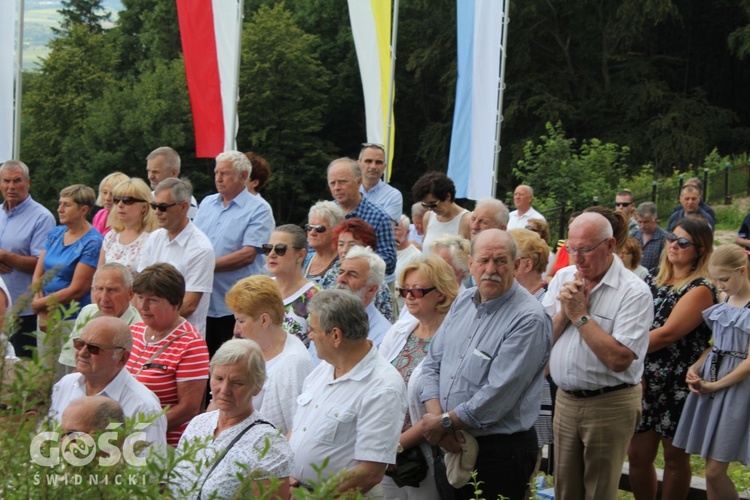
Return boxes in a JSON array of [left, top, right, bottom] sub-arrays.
[[263, 335, 285, 360], [146, 317, 183, 342]]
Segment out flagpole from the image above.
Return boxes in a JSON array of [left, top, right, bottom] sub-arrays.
[[491, 0, 509, 198], [384, 0, 399, 183], [13, 0, 25, 159], [229, 0, 244, 151]]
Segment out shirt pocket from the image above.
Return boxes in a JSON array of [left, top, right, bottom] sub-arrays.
[[460, 353, 492, 384], [292, 392, 313, 432], [315, 405, 356, 445]]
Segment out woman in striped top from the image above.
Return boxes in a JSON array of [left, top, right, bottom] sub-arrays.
[[126, 263, 210, 447]]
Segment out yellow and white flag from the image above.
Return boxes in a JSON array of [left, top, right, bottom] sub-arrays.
[[347, 0, 396, 179]]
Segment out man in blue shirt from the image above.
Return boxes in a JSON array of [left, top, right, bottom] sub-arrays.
[[327, 158, 397, 277], [420, 229, 552, 500], [0, 160, 55, 358], [194, 151, 274, 357], [357, 143, 403, 222]]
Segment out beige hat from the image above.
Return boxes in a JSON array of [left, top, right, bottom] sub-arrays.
[[444, 430, 479, 488]]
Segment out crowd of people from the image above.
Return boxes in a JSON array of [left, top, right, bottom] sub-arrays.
[[0, 147, 749, 500]]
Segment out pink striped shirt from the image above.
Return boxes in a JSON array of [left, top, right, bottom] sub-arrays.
[[127, 321, 209, 446]]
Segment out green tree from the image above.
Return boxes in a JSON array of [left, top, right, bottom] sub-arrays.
[[53, 0, 110, 35], [237, 3, 332, 223]]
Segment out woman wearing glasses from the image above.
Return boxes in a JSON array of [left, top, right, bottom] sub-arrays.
[[379, 256, 459, 498], [303, 201, 345, 285], [92, 172, 129, 236], [126, 263, 210, 447], [411, 172, 471, 255], [98, 177, 157, 275], [265, 224, 321, 347], [627, 216, 716, 499]]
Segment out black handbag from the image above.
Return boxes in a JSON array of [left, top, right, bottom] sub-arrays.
[[385, 446, 429, 488]]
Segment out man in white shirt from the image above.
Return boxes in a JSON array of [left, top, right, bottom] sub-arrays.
[[542, 212, 653, 499], [289, 289, 406, 497], [49, 316, 167, 448], [507, 185, 546, 230], [145, 147, 198, 219], [358, 143, 403, 222], [138, 178, 214, 335]]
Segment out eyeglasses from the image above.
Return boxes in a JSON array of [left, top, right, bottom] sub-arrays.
[[361, 143, 384, 150], [305, 224, 327, 234], [261, 243, 302, 256], [397, 287, 437, 299], [614, 202, 632, 207], [114, 196, 146, 205], [524, 225, 541, 233], [666, 232, 699, 250], [72, 338, 125, 355], [565, 238, 609, 256], [149, 202, 178, 212], [421, 201, 439, 210]]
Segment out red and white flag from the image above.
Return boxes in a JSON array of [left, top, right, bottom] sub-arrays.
[[176, 0, 242, 158]]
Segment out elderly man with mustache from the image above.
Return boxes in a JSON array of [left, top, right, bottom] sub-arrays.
[[419, 229, 552, 500]]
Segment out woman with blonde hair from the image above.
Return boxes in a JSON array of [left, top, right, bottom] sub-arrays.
[[628, 217, 717, 499], [98, 177, 157, 275], [92, 171, 129, 236], [224, 275, 314, 433], [379, 256, 459, 498]]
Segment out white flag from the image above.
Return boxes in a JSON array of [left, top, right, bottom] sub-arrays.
[[0, 0, 16, 162]]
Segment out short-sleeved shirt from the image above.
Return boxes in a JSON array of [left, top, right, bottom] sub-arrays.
[[127, 320, 210, 446], [359, 181, 403, 222], [49, 368, 167, 449], [137, 223, 215, 335], [507, 207, 546, 230], [42, 225, 103, 317], [172, 410, 292, 499], [543, 257, 654, 391], [194, 190, 274, 318], [289, 344, 406, 484], [0, 196, 55, 315], [344, 197, 397, 276]]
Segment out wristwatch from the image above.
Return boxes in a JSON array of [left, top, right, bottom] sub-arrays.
[[575, 315, 590, 329], [441, 412, 453, 430], [397, 442, 404, 454]]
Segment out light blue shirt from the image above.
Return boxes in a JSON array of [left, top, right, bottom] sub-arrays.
[[359, 180, 403, 222], [194, 189, 274, 317], [0, 196, 55, 315], [421, 282, 552, 435]]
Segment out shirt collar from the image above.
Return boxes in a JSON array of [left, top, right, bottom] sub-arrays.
[[77, 367, 129, 400], [2, 195, 32, 215], [214, 188, 252, 209], [471, 280, 519, 313]]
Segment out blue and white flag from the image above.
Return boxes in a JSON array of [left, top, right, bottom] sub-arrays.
[[447, 0, 505, 200], [0, 0, 16, 162]]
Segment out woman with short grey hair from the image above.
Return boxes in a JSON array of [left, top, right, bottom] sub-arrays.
[[172, 338, 292, 499], [304, 201, 346, 284]]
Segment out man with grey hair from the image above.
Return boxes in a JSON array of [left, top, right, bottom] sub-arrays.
[[50, 316, 167, 448], [630, 201, 667, 271], [0, 160, 56, 358], [667, 184, 714, 231], [61, 396, 126, 434], [358, 143, 403, 222], [145, 147, 198, 218], [335, 245, 390, 347], [327, 157, 397, 280], [59, 262, 142, 369], [542, 212, 652, 499], [420, 229, 551, 500], [470, 197, 509, 239], [408, 202, 426, 247], [289, 289, 406, 498], [508, 184, 545, 230], [195, 150, 274, 357], [138, 178, 214, 336]]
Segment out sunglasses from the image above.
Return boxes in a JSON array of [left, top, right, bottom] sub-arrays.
[[614, 202, 632, 207], [72, 338, 125, 355], [361, 142, 385, 150], [149, 202, 178, 212], [114, 196, 146, 205], [262, 243, 302, 256], [397, 286, 437, 299], [666, 232, 699, 249], [421, 201, 439, 210], [305, 224, 327, 234]]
